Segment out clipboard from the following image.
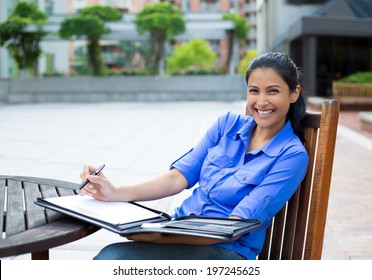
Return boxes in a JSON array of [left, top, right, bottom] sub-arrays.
[[35, 195, 263, 240]]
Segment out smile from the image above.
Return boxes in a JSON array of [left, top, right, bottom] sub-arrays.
[[256, 109, 274, 115]]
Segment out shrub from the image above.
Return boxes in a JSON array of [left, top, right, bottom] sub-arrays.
[[107, 68, 149, 76], [338, 72, 372, 83], [166, 39, 217, 75], [43, 71, 65, 77], [238, 49, 257, 75], [170, 65, 222, 76]]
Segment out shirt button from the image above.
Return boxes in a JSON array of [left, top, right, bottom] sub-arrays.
[[242, 177, 246, 181], [264, 198, 269, 203], [211, 155, 216, 160]]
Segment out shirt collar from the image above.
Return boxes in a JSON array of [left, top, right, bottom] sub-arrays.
[[229, 117, 255, 142], [259, 120, 295, 157], [229, 117, 296, 157]]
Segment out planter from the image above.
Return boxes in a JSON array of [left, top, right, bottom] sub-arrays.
[[332, 81, 372, 98], [3, 75, 247, 103], [332, 81, 372, 110]]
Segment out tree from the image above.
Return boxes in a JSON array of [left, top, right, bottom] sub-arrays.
[[0, 2, 47, 77], [59, 5, 121, 76], [165, 39, 217, 75], [222, 13, 249, 75], [238, 49, 257, 75], [134, 2, 186, 75]]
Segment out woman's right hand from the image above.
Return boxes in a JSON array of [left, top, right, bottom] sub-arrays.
[[80, 165, 117, 202]]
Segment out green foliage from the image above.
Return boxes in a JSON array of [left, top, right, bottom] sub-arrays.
[[0, 2, 47, 75], [134, 2, 185, 39], [59, 15, 108, 39], [80, 5, 122, 21], [12, 2, 47, 21], [238, 49, 257, 75], [59, 5, 121, 76], [165, 39, 217, 75], [221, 13, 249, 74], [170, 65, 222, 76], [107, 68, 149, 76], [338, 72, 372, 83], [222, 13, 248, 40], [134, 2, 186, 75], [43, 70, 65, 77]]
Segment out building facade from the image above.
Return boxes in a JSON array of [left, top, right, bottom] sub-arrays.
[[3, 0, 371, 98], [255, 0, 372, 97], [0, 0, 252, 78]]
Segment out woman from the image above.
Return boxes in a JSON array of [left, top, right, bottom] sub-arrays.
[[81, 52, 309, 260]]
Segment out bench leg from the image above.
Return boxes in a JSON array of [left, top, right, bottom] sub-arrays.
[[32, 250, 49, 260]]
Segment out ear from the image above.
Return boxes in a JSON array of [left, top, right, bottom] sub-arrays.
[[290, 85, 301, 103]]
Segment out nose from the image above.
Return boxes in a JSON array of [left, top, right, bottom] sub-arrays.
[[255, 93, 269, 107]]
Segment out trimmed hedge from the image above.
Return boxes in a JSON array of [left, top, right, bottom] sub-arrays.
[[338, 72, 372, 84]]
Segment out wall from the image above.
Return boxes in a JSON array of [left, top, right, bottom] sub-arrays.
[[256, 0, 324, 52], [2, 76, 246, 103], [0, 79, 10, 102]]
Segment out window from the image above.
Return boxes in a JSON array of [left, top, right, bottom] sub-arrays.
[[45, 0, 53, 15], [200, 0, 219, 12], [45, 53, 55, 73]]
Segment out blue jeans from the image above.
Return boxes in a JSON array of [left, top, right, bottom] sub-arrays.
[[93, 242, 247, 260]]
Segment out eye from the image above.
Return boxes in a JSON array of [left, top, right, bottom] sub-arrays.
[[268, 88, 280, 95], [248, 88, 259, 94]]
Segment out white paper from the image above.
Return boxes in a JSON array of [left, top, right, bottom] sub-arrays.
[[44, 195, 160, 224]]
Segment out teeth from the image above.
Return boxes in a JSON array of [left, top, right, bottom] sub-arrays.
[[257, 109, 273, 115]]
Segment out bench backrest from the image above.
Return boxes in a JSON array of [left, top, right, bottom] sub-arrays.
[[248, 100, 339, 259]]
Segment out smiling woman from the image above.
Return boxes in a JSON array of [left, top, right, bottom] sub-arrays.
[[80, 52, 309, 260]]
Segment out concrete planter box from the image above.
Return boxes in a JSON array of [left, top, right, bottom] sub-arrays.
[[2, 76, 246, 103]]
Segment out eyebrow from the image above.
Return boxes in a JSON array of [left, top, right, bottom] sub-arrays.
[[248, 84, 281, 89], [267, 84, 281, 88]]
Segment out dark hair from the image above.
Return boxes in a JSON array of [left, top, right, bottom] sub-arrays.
[[245, 52, 307, 142]]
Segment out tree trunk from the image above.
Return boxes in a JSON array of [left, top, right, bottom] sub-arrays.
[[223, 30, 235, 75], [148, 32, 166, 75], [87, 37, 105, 76]]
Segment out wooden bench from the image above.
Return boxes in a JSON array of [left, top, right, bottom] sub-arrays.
[[256, 100, 339, 260]]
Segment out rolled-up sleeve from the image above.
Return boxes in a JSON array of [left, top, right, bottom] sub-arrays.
[[170, 112, 232, 188]]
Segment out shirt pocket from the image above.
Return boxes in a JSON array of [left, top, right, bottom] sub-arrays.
[[214, 168, 266, 207], [200, 146, 232, 187], [204, 145, 233, 168], [233, 168, 265, 187]]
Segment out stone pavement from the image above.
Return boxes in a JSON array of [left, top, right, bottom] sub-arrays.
[[0, 101, 371, 260]]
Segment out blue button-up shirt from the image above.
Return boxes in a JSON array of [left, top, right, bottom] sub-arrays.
[[170, 112, 309, 259]]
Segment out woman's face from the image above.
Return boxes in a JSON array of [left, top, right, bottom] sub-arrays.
[[246, 67, 300, 135]]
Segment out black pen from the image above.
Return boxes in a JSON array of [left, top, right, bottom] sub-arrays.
[[78, 164, 105, 191]]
